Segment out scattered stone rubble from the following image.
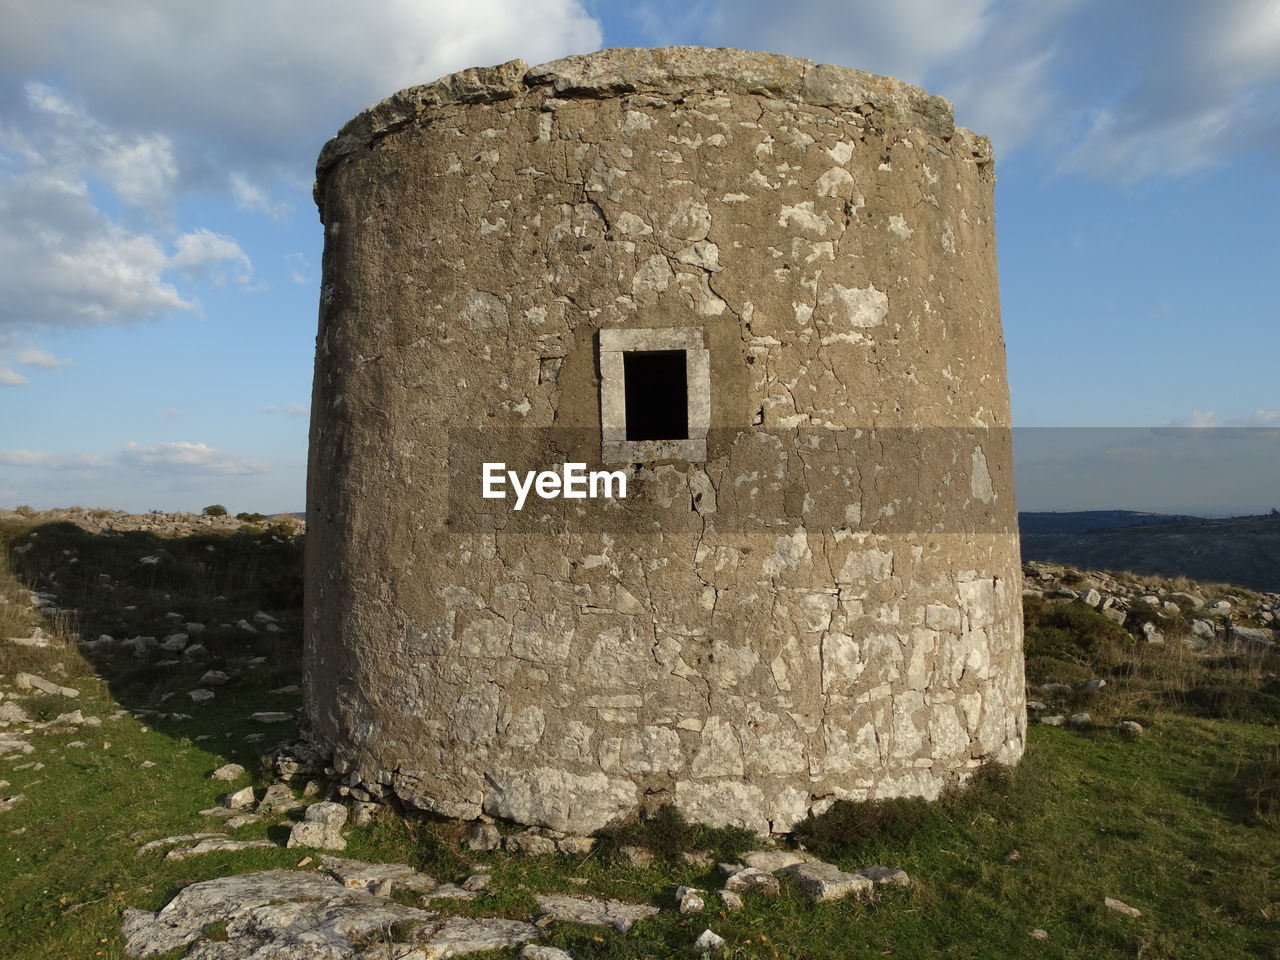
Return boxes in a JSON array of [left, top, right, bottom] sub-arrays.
[[1023, 561, 1278, 651]]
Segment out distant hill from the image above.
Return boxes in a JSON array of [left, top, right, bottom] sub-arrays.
[[1020, 512, 1280, 592], [1018, 510, 1199, 535]]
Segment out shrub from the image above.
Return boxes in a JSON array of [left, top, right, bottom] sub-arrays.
[[235, 512, 267, 523], [1023, 596, 1134, 674], [202, 504, 228, 517], [599, 804, 754, 863], [1250, 745, 1280, 823]]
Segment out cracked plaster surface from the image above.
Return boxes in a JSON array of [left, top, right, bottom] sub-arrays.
[[305, 47, 1023, 835]]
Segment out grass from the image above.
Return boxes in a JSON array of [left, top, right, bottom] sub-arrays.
[[0, 521, 1278, 958]]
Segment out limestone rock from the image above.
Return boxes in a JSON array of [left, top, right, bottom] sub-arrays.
[[723, 866, 781, 898], [466, 821, 502, 851], [694, 929, 726, 953], [417, 916, 540, 956], [210, 763, 246, 782], [1117, 720, 1144, 739], [199, 669, 230, 686], [1231, 624, 1275, 647], [351, 800, 382, 826], [187, 689, 214, 703], [676, 886, 705, 914], [505, 828, 558, 856], [164, 838, 275, 860], [742, 849, 812, 872], [119, 869, 432, 958], [136, 833, 230, 856], [257, 782, 297, 813], [521, 946, 576, 960], [1068, 712, 1092, 728], [249, 711, 293, 724], [1104, 896, 1142, 918], [14, 672, 78, 698], [535, 894, 660, 933], [780, 861, 874, 903], [856, 865, 911, 887], [556, 835, 596, 856], [321, 855, 437, 894], [287, 801, 349, 851], [1039, 715, 1066, 727], [0, 701, 30, 724], [224, 786, 256, 810], [619, 845, 654, 868], [717, 889, 743, 912], [1, 794, 25, 813]]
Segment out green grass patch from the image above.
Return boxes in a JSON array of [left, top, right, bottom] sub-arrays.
[[0, 523, 1277, 958]]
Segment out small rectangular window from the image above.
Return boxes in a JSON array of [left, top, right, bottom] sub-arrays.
[[598, 327, 709, 462], [623, 350, 688, 441]]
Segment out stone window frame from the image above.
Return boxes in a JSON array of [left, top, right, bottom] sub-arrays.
[[599, 327, 710, 463]]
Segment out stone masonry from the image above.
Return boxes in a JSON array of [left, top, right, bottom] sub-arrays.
[[305, 47, 1025, 835]]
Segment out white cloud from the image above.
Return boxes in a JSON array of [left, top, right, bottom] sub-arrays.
[[0, 449, 110, 468], [1169, 410, 1222, 428], [230, 172, 288, 221], [629, 0, 1277, 176], [162, 407, 184, 418], [168, 229, 253, 286], [0, 366, 29, 386], [1168, 409, 1280, 428], [262, 403, 309, 416], [1057, 0, 1280, 180], [1, 1, 600, 333], [284, 252, 312, 285], [0, 1, 602, 179], [19, 82, 178, 220], [121, 441, 269, 475], [13, 347, 72, 368]]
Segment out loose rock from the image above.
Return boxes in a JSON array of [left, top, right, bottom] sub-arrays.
[[535, 894, 660, 933], [723, 866, 781, 898], [1118, 720, 1144, 739], [694, 929, 726, 953], [1104, 896, 1142, 918], [210, 763, 246, 782], [249, 711, 293, 724], [164, 838, 275, 860], [676, 886, 705, 914], [856, 865, 911, 887], [466, 821, 502, 851], [286, 800, 348, 851], [780, 861, 873, 903], [224, 786, 256, 810]]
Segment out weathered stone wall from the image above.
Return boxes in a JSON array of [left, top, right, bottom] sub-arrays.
[[305, 47, 1024, 835]]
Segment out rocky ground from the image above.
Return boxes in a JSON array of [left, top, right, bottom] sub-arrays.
[[1, 513, 1278, 958]]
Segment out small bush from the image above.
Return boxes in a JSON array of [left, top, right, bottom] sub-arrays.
[[1250, 746, 1280, 823], [794, 795, 929, 859], [202, 504, 228, 517], [1023, 596, 1134, 672], [599, 804, 754, 863], [236, 512, 267, 523]]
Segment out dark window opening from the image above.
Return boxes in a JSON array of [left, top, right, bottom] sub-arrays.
[[624, 350, 688, 441]]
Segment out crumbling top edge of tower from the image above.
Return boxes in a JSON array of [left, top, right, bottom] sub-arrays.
[[314, 46, 990, 210]]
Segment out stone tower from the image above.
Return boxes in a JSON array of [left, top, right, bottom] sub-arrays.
[[305, 47, 1024, 835]]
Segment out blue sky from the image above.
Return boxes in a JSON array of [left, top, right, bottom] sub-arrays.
[[0, 0, 1277, 515]]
